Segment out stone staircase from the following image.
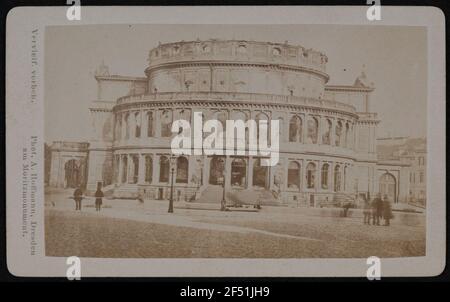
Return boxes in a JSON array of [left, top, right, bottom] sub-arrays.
[[196, 185, 280, 206], [332, 192, 355, 207], [112, 184, 139, 199], [195, 185, 224, 203]]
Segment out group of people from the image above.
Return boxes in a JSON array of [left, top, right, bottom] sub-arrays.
[[363, 193, 393, 226], [72, 185, 104, 212]]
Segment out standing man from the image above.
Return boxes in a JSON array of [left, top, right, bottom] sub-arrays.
[[371, 193, 383, 226], [95, 183, 104, 212], [362, 197, 371, 225], [382, 194, 393, 226], [73, 186, 83, 211]]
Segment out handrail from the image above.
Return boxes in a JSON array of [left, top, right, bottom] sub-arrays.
[[116, 91, 356, 113]]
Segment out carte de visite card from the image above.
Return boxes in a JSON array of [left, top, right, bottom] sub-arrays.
[[5, 5, 446, 278]]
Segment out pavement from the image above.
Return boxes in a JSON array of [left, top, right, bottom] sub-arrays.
[[44, 189, 426, 258]]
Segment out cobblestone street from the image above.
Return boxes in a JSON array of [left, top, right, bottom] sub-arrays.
[[45, 190, 425, 258]]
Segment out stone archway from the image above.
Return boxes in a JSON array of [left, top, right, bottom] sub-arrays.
[[379, 172, 397, 203], [64, 159, 81, 188]]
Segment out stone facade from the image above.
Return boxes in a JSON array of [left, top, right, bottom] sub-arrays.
[[377, 137, 427, 206], [49, 39, 415, 207]]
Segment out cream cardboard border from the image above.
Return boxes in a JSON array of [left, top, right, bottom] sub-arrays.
[[6, 6, 446, 277]]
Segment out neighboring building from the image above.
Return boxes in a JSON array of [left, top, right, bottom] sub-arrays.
[[377, 137, 427, 206], [48, 39, 415, 207]]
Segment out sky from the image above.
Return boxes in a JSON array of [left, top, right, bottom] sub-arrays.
[[44, 24, 427, 142]]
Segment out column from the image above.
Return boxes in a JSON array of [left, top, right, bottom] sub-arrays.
[[302, 113, 308, 143], [282, 158, 289, 191], [127, 154, 132, 183], [302, 160, 307, 192], [118, 154, 124, 184], [142, 110, 149, 140], [155, 110, 162, 137], [330, 162, 335, 192], [138, 153, 145, 184], [330, 118, 336, 146], [247, 156, 254, 188], [188, 156, 196, 185], [202, 156, 209, 186], [225, 156, 232, 188], [152, 154, 159, 184], [318, 160, 323, 191], [121, 113, 127, 140], [316, 115, 322, 144]]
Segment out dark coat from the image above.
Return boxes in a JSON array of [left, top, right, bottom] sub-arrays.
[[95, 190, 104, 204], [73, 188, 82, 201], [372, 198, 383, 215], [383, 200, 393, 219]]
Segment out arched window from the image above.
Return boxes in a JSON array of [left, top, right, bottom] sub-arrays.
[[273, 47, 281, 56], [287, 161, 301, 189], [131, 155, 139, 184], [134, 112, 141, 138], [322, 119, 332, 145], [255, 112, 269, 143], [321, 163, 329, 189], [202, 44, 211, 53], [176, 157, 189, 184], [124, 113, 130, 139], [253, 158, 268, 188], [214, 111, 227, 143], [237, 45, 247, 54], [159, 156, 170, 183], [145, 155, 152, 183], [307, 117, 319, 144], [160, 110, 172, 137], [231, 158, 246, 187], [334, 165, 341, 192], [231, 111, 247, 153], [289, 115, 302, 142], [147, 111, 154, 137], [335, 121, 342, 146], [306, 162, 316, 189]]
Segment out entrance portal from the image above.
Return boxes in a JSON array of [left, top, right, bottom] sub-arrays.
[[64, 159, 80, 188], [209, 156, 225, 185], [253, 158, 268, 188], [379, 172, 396, 203]]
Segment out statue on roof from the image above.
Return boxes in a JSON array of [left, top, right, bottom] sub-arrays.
[[95, 60, 109, 77], [354, 64, 374, 88]]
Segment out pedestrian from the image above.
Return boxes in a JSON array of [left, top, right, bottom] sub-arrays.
[[73, 186, 83, 211], [382, 194, 393, 226], [95, 185, 104, 212], [363, 197, 371, 225], [371, 193, 383, 226], [137, 190, 145, 204]]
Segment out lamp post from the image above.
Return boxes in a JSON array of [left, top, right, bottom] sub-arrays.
[[220, 157, 227, 211], [220, 177, 227, 211], [168, 155, 177, 213]]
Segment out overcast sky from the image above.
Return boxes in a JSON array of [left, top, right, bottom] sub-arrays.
[[45, 24, 427, 142]]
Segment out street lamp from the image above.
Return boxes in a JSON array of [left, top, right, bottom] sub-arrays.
[[220, 177, 227, 211], [168, 155, 177, 213], [220, 157, 227, 211]]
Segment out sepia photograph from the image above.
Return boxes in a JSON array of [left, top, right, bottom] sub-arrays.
[[5, 5, 445, 278], [43, 24, 427, 259]]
